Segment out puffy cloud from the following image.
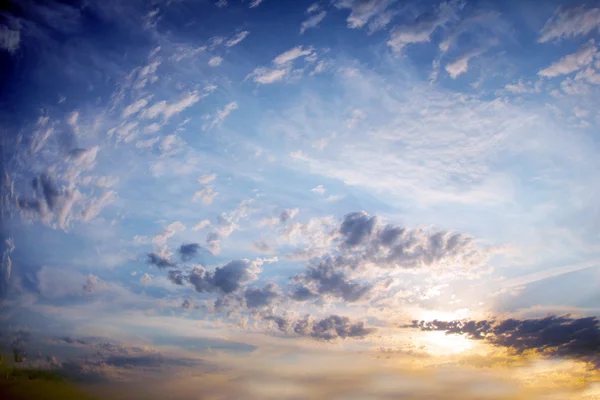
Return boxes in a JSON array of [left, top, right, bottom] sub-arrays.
[[538, 40, 597, 77], [339, 211, 377, 248], [167, 269, 184, 285], [225, 31, 250, 47], [188, 259, 263, 294], [147, 252, 175, 269], [413, 316, 600, 364], [333, 0, 395, 30], [178, 243, 201, 261], [539, 5, 600, 43], [268, 314, 375, 340], [243, 283, 279, 308], [387, 1, 462, 53], [293, 258, 372, 302], [0, 25, 20, 53], [301, 11, 327, 34]]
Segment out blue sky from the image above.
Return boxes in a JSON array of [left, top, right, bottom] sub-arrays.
[[2, 0, 600, 398]]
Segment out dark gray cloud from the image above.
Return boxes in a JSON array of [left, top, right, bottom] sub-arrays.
[[339, 211, 377, 247], [289, 285, 318, 301], [167, 269, 184, 285], [32, 173, 60, 211], [0, 237, 14, 299], [243, 283, 279, 308], [178, 243, 201, 261], [294, 258, 371, 302], [147, 252, 175, 269], [182, 299, 192, 309], [266, 314, 375, 341], [412, 316, 600, 363], [188, 259, 260, 294]]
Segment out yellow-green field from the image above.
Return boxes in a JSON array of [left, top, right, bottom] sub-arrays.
[[0, 355, 94, 400]]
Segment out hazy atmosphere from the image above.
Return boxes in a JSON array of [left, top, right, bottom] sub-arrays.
[[2, 0, 600, 399]]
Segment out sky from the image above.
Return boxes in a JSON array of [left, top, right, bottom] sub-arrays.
[[2, 0, 600, 399]]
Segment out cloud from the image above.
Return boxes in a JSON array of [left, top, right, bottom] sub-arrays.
[[273, 46, 314, 65], [122, 98, 149, 118], [147, 252, 176, 269], [539, 5, 600, 43], [167, 269, 184, 285], [268, 314, 375, 340], [301, 11, 327, 34], [192, 186, 218, 204], [445, 48, 484, 79], [0, 25, 20, 53], [311, 185, 326, 195], [247, 67, 289, 84], [538, 40, 597, 77], [0, 238, 15, 299], [279, 208, 299, 223], [413, 315, 600, 364], [188, 259, 264, 294], [193, 220, 212, 231], [225, 31, 250, 47], [387, 1, 462, 53], [36, 266, 97, 298], [247, 46, 316, 85], [203, 101, 238, 130], [152, 221, 186, 248], [339, 211, 377, 248], [135, 137, 160, 149], [243, 283, 279, 308], [293, 258, 372, 302], [139, 88, 213, 120], [81, 190, 116, 222], [249, 0, 264, 7], [198, 174, 216, 184], [333, 0, 395, 30], [208, 56, 223, 67], [178, 243, 201, 261]]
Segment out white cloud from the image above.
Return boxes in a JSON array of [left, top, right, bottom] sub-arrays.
[[0, 25, 20, 53], [301, 11, 327, 34], [503, 80, 541, 94], [445, 48, 485, 79], [247, 67, 290, 84], [387, 2, 461, 53], [135, 137, 160, 149], [203, 101, 238, 130], [198, 174, 216, 184], [333, 0, 395, 29], [274, 46, 314, 65], [311, 185, 326, 195], [226, 31, 250, 47], [193, 220, 212, 231], [193, 186, 219, 204], [539, 5, 600, 43], [66, 111, 79, 134], [143, 123, 162, 134], [140, 91, 205, 120], [122, 98, 149, 118], [216, 0, 228, 8], [152, 221, 186, 248], [249, 0, 264, 7], [208, 56, 223, 67], [82, 190, 117, 222], [538, 40, 597, 77]]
